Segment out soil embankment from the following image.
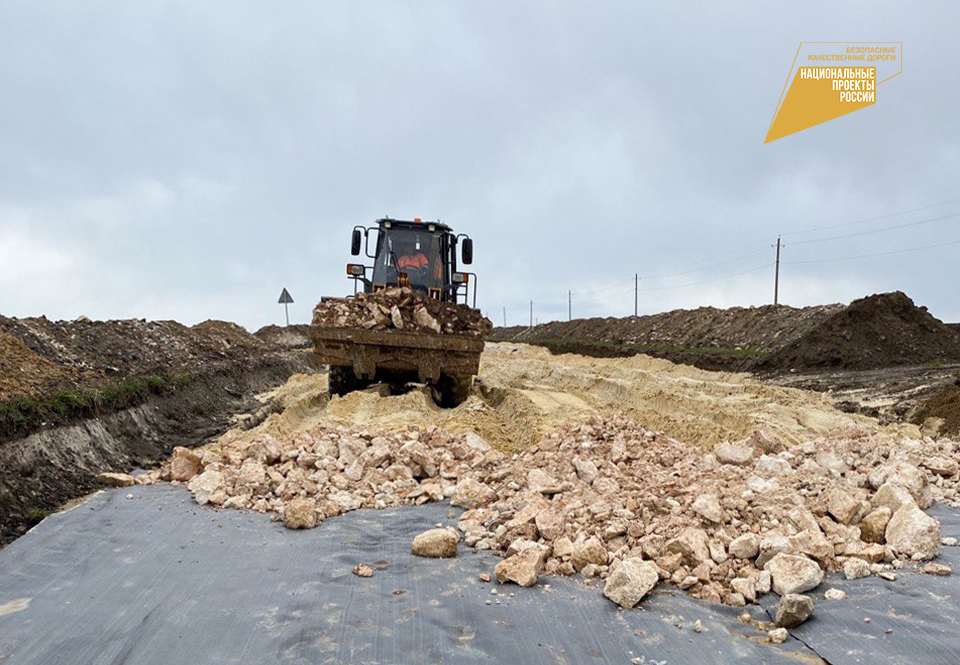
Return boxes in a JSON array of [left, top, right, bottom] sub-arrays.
[[758, 292, 960, 372], [0, 315, 311, 544], [491, 292, 960, 374]]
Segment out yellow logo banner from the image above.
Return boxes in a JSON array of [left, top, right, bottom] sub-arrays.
[[766, 42, 901, 143]]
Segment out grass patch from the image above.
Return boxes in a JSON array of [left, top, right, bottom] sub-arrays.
[[24, 507, 51, 525], [0, 374, 193, 441], [519, 337, 766, 358], [924, 360, 947, 370]]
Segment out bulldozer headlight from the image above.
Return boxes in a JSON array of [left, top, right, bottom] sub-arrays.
[[347, 264, 366, 276], [452, 272, 468, 284]]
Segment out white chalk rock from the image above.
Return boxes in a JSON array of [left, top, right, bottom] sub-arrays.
[[764, 553, 824, 595], [603, 558, 660, 608]]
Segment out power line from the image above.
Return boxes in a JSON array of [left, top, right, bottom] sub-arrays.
[[637, 198, 960, 281], [571, 279, 634, 296], [530, 234, 956, 315], [784, 238, 960, 265], [640, 247, 769, 280], [567, 246, 770, 298], [599, 287, 639, 297], [637, 263, 775, 292], [565, 203, 958, 295], [534, 259, 776, 312], [509, 232, 953, 320], [509, 196, 960, 321], [789, 211, 960, 246], [569, 242, 770, 293], [512, 235, 955, 322], [783, 196, 960, 237]]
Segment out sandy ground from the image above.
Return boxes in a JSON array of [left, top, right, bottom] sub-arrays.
[[249, 343, 920, 452], [768, 363, 960, 425]]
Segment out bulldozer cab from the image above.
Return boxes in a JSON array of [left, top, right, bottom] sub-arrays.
[[374, 227, 443, 292], [347, 218, 475, 305]]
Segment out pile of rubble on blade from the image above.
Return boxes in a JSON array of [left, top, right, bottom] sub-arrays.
[[144, 414, 958, 611], [311, 288, 492, 337]]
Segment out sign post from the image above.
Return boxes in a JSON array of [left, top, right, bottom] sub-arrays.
[[277, 288, 294, 327]]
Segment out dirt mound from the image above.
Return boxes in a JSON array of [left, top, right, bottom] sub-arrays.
[[0, 313, 308, 444], [494, 303, 840, 353], [0, 330, 74, 401], [312, 288, 492, 337], [760, 292, 960, 371], [0, 315, 279, 402], [492, 292, 960, 373], [190, 320, 269, 354], [913, 379, 960, 438], [254, 324, 313, 349]]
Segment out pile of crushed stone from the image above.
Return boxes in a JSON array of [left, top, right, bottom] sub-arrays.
[[140, 412, 958, 610], [311, 288, 492, 337]]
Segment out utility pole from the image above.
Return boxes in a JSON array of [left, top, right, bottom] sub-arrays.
[[529, 300, 533, 330], [568, 290, 572, 321], [634, 273, 639, 317], [502, 306, 507, 328], [773, 236, 783, 305]]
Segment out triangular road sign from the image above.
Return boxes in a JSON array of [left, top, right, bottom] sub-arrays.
[[278, 288, 294, 304]]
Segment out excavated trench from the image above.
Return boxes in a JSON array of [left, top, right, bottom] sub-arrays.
[[0, 360, 306, 545]]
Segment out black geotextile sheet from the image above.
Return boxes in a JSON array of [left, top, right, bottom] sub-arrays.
[[758, 503, 960, 664], [0, 484, 958, 665]]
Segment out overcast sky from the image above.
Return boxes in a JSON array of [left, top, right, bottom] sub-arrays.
[[1, 1, 957, 330]]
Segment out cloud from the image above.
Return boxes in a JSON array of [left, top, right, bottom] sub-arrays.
[[0, 224, 80, 303], [0, 1, 957, 329]]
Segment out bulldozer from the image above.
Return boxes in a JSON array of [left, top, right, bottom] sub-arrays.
[[311, 217, 484, 407]]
